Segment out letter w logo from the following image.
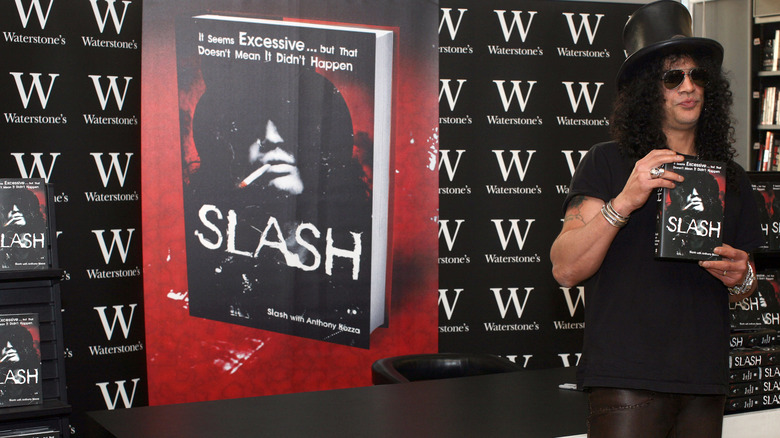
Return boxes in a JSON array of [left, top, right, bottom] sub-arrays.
[[91, 153, 133, 187], [439, 219, 465, 251], [89, 0, 131, 34], [13, 0, 54, 29], [439, 79, 467, 111], [438, 289, 463, 320], [494, 80, 535, 112], [491, 287, 532, 318], [563, 81, 603, 113], [560, 286, 585, 317], [89, 75, 132, 110], [11, 152, 60, 183], [439, 149, 465, 182], [493, 150, 535, 181], [492, 219, 534, 251], [494, 10, 537, 42], [439, 8, 467, 40], [563, 13, 604, 45], [94, 304, 137, 340], [92, 229, 134, 263], [96, 378, 141, 409], [9, 72, 59, 109]]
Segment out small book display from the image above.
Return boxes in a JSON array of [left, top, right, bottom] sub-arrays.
[[0, 313, 42, 408], [0, 179, 50, 271], [654, 158, 725, 261]]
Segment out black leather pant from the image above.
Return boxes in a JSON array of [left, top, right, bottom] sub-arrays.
[[587, 387, 726, 438]]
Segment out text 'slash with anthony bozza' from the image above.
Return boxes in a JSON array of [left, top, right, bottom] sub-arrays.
[[654, 158, 725, 261]]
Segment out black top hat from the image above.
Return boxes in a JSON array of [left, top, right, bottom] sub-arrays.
[[617, 0, 723, 88]]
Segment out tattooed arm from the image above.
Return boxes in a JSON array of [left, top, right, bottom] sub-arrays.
[[550, 150, 685, 287]]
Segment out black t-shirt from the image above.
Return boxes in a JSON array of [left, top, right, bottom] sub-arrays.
[[564, 141, 764, 394]]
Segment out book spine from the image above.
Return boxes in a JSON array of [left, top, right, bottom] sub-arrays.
[[729, 347, 780, 369], [726, 391, 780, 413]]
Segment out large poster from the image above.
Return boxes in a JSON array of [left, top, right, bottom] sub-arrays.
[[142, 0, 438, 403], [438, 0, 639, 368]]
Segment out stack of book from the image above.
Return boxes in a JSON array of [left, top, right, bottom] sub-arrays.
[[728, 270, 780, 412], [756, 131, 780, 171]]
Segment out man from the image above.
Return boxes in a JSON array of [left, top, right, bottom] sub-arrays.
[[550, 1, 764, 436]]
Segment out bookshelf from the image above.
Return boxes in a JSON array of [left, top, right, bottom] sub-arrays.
[[753, 6, 780, 171]]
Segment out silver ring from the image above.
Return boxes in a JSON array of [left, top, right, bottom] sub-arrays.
[[649, 167, 665, 179], [723, 270, 728, 276]]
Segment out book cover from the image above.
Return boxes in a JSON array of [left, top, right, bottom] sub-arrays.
[[0, 313, 42, 407], [654, 158, 725, 261], [0, 179, 49, 271], [176, 14, 393, 348], [730, 271, 780, 331]]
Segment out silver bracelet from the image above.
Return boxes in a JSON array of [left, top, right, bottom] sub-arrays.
[[728, 262, 754, 296], [600, 199, 629, 228]]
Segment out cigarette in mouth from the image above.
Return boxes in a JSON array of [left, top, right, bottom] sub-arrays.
[[237, 164, 272, 188]]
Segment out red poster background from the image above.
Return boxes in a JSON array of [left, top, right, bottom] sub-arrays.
[[141, 0, 438, 404]]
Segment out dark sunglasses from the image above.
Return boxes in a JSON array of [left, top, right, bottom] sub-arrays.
[[662, 67, 708, 90]]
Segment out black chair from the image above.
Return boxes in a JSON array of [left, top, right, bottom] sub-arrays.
[[371, 352, 523, 385]]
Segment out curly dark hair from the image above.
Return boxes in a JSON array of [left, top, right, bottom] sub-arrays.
[[610, 51, 739, 189]]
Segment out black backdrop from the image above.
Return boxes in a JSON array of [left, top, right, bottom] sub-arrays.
[[0, 0, 144, 434], [438, 0, 640, 369]]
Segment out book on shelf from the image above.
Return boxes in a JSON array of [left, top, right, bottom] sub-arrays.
[[176, 13, 394, 348], [0, 313, 42, 408], [773, 29, 780, 71], [763, 37, 775, 71], [760, 86, 778, 126], [654, 158, 725, 261], [0, 179, 50, 271]]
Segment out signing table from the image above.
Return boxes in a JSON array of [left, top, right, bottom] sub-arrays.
[[88, 367, 780, 438]]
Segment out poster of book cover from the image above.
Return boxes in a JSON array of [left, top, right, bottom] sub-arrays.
[[0, 179, 49, 271], [176, 14, 393, 348], [655, 159, 725, 260], [0, 313, 42, 407]]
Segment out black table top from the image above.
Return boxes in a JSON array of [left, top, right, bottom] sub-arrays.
[[88, 366, 586, 438]]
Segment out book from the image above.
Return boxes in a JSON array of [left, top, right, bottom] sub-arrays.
[[730, 271, 780, 330], [0, 313, 42, 407], [730, 328, 779, 349], [763, 38, 775, 71], [0, 179, 49, 271], [729, 378, 780, 397], [725, 392, 780, 413], [773, 29, 780, 71], [729, 346, 780, 370], [654, 158, 725, 261], [176, 14, 393, 348]]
